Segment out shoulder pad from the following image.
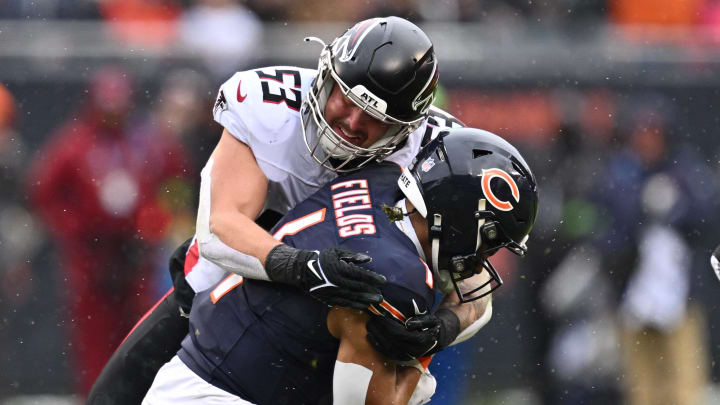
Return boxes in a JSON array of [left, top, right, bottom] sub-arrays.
[[212, 67, 316, 145], [427, 105, 465, 128], [420, 106, 466, 147]]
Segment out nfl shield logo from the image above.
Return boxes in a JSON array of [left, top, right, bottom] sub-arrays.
[[421, 157, 435, 172]]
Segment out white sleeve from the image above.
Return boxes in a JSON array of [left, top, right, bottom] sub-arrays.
[[408, 369, 437, 405], [333, 361, 372, 405], [450, 300, 493, 346], [195, 157, 270, 281], [212, 67, 314, 147], [212, 71, 256, 144]]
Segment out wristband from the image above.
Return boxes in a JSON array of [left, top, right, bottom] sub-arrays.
[[434, 308, 461, 349]]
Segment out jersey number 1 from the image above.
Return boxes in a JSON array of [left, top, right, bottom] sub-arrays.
[[210, 208, 326, 303]]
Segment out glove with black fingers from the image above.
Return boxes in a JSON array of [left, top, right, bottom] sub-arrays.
[[168, 236, 197, 315], [366, 308, 460, 361], [265, 244, 386, 310]]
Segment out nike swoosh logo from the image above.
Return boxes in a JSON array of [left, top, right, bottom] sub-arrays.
[[412, 299, 427, 315], [237, 80, 247, 102], [307, 257, 338, 292], [307, 260, 323, 281]]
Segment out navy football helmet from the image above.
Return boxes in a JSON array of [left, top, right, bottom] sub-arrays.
[[398, 128, 539, 302], [302, 16, 438, 172]]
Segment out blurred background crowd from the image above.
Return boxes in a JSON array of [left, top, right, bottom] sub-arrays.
[[1, 0, 720, 404]]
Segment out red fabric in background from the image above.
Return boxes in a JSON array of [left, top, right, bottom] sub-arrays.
[[27, 114, 189, 394]]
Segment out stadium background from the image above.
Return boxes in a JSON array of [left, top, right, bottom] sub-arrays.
[[1, 0, 720, 404]]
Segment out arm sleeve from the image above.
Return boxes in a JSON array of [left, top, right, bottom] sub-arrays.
[[195, 157, 271, 281], [450, 300, 493, 345], [332, 361, 373, 405]]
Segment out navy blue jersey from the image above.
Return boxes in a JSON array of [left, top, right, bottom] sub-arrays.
[[179, 163, 435, 404]]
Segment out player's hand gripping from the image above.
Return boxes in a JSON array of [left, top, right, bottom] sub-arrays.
[[366, 309, 460, 361], [265, 244, 386, 309]]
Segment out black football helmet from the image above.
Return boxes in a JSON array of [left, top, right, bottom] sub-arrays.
[[398, 128, 539, 302], [302, 16, 438, 172]]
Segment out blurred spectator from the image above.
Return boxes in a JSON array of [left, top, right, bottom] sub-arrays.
[[609, 0, 704, 26], [178, 0, 262, 79], [534, 120, 622, 405], [609, 0, 706, 43], [138, 68, 213, 249], [598, 110, 710, 405], [0, 83, 40, 311], [26, 67, 190, 396], [282, 0, 418, 22], [99, 0, 183, 47], [154, 69, 218, 200], [0, 84, 49, 395], [618, 172, 708, 405]]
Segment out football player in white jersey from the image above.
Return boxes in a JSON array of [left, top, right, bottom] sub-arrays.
[[88, 16, 476, 404]]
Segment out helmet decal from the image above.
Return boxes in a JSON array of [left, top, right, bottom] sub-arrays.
[[481, 168, 520, 211], [335, 18, 384, 63], [412, 60, 438, 112], [421, 157, 436, 172]]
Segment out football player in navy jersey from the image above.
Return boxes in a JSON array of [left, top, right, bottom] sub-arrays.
[[142, 128, 539, 405], [88, 17, 471, 404]]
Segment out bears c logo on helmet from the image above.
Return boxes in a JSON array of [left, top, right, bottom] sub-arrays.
[[481, 168, 520, 211]]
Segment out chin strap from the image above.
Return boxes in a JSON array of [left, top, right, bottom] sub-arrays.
[[475, 199, 486, 251], [430, 213, 441, 275], [430, 213, 454, 294]]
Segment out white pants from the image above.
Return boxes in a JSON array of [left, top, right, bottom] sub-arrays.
[[142, 355, 255, 405], [143, 355, 436, 405]]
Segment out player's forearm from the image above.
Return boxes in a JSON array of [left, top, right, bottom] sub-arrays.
[[439, 280, 492, 345], [438, 292, 489, 332], [333, 354, 420, 405], [195, 207, 279, 281], [438, 272, 492, 331], [331, 308, 420, 405], [388, 365, 422, 405], [209, 211, 281, 265], [195, 135, 280, 280]]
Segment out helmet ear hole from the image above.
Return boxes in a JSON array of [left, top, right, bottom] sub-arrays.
[[473, 149, 491, 159], [511, 157, 532, 180]]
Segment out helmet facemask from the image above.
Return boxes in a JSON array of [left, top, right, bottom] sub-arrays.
[[428, 200, 511, 303], [397, 128, 538, 303]]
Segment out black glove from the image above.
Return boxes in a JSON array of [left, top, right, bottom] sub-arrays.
[[366, 309, 460, 361], [168, 236, 196, 315], [265, 244, 386, 310]]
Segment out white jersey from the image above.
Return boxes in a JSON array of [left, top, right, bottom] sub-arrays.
[[186, 66, 462, 292]]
